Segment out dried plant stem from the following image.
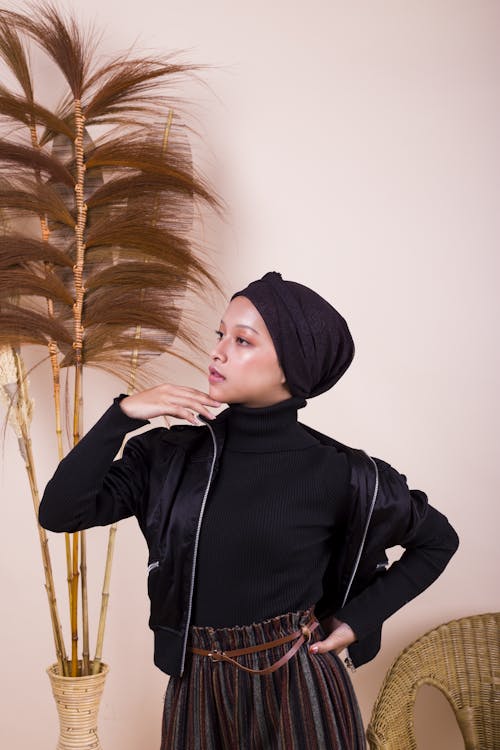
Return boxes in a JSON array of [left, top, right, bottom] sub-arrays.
[[91, 523, 117, 675], [69, 97, 88, 676], [66, 531, 74, 656], [47, 341, 64, 460], [70, 531, 79, 675], [72, 99, 86, 442], [79, 373, 90, 676], [6, 347, 69, 675], [26, 124, 62, 472], [21, 422, 68, 675], [44, 227, 75, 668], [47, 328, 73, 618], [64, 545, 73, 637], [80, 530, 90, 675], [29, 109, 75, 659]]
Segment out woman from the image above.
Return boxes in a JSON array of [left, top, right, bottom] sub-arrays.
[[39, 271, 459, 749]]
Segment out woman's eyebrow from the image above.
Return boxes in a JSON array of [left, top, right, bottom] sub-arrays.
[[219, 320, 260, 335]]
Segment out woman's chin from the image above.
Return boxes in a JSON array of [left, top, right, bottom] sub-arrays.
[[208, 381, 230, 400]]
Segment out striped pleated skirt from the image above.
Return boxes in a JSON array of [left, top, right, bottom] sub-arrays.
[[161, 606, 366, 749]]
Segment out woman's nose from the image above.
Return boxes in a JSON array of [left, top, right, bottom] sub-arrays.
[[210, 337, 228, 361]]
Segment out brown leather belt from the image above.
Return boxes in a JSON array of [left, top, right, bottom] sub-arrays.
[[189, 617, 320, 675]]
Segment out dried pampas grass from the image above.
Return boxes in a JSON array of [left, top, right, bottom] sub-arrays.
[[0, 2, 224, 677]]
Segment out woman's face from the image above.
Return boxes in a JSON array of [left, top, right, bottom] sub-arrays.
[[208, 295, 292, 407]]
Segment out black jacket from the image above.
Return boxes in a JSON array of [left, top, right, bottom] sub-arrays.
[[38, 394, 459, 676]]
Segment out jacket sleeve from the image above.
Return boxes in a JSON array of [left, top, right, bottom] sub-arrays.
[[38, 394, 151, 533], [333, 461, 460, 643]]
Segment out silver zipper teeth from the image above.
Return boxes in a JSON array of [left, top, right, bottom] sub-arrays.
[[342, 452, 379, 671], [147, 561, 159, 575], [179, 421, 218, 675], [341, 452, 379, 608]]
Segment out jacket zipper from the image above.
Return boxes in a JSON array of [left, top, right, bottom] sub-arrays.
[[179, 421, 218, 675], [343, 451, 379, 672]]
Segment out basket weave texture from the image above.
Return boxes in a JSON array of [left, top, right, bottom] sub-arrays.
[[367, 612, 500, 750], [47, 662, 109, 750]]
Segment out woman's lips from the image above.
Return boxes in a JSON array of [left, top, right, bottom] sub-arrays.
[[208, 367, 225, 383]]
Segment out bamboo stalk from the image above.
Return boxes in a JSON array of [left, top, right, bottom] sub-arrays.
[[26, 122, 65, 465], [22, 423, 68, 675], [28, 111, 73, 672], [0, 347, 69, 675], [4, 98, 72, 676], [70, 97, 87, 676], [15, 349, 68, 675], [70, 530, 79, 675], [79, 372, 90, 676], [48, 338, 73, 622], [47, 337, 73, 634], [80, 529, 90, 675], [91, 523, 117, 675], [65, 532, 73, 651], [72, 100, 87, 376]]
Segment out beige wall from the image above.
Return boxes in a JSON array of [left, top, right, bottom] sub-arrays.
[[1, 1, 499, 747]]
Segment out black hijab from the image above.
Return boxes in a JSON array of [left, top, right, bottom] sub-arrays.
[[231, 271, 355, 399]]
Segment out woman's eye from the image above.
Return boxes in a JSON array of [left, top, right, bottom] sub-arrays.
[[214, 330, 249, 345]]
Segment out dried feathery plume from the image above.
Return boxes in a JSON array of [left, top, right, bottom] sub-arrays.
[[0, 2, 225, 384], [0, 344, 34, 458]]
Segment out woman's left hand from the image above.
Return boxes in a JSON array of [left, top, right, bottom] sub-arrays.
[[309, 616, 357, 655]]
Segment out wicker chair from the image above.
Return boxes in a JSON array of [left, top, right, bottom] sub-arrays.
[[366, 612, 500, 750]]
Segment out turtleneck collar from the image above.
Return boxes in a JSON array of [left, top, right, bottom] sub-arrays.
[[223, 395, 318, 452]]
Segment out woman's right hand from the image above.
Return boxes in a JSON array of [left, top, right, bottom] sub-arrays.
[[119, 384, 222, 425]]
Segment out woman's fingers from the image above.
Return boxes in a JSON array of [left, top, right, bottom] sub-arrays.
[[180, 386, 223, 405], [165, 393, 221, 417], [119, 384, 222, 422], [176, 407, 209, 425], [309, 620, 356, 655], [164, 399, 220, 424]]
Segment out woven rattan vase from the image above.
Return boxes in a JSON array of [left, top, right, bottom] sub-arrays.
[[47, 662, 109, 750]]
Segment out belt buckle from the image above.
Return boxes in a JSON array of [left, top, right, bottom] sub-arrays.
[[301, 624, 312, 642]]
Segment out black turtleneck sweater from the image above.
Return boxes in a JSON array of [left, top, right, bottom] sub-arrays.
[[191, 396, 351, 627]]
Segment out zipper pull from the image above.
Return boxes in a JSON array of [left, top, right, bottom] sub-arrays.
[[344, 653, 356, 672]]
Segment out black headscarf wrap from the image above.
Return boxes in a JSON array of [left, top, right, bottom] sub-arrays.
[[230, 271, 355, 399]]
